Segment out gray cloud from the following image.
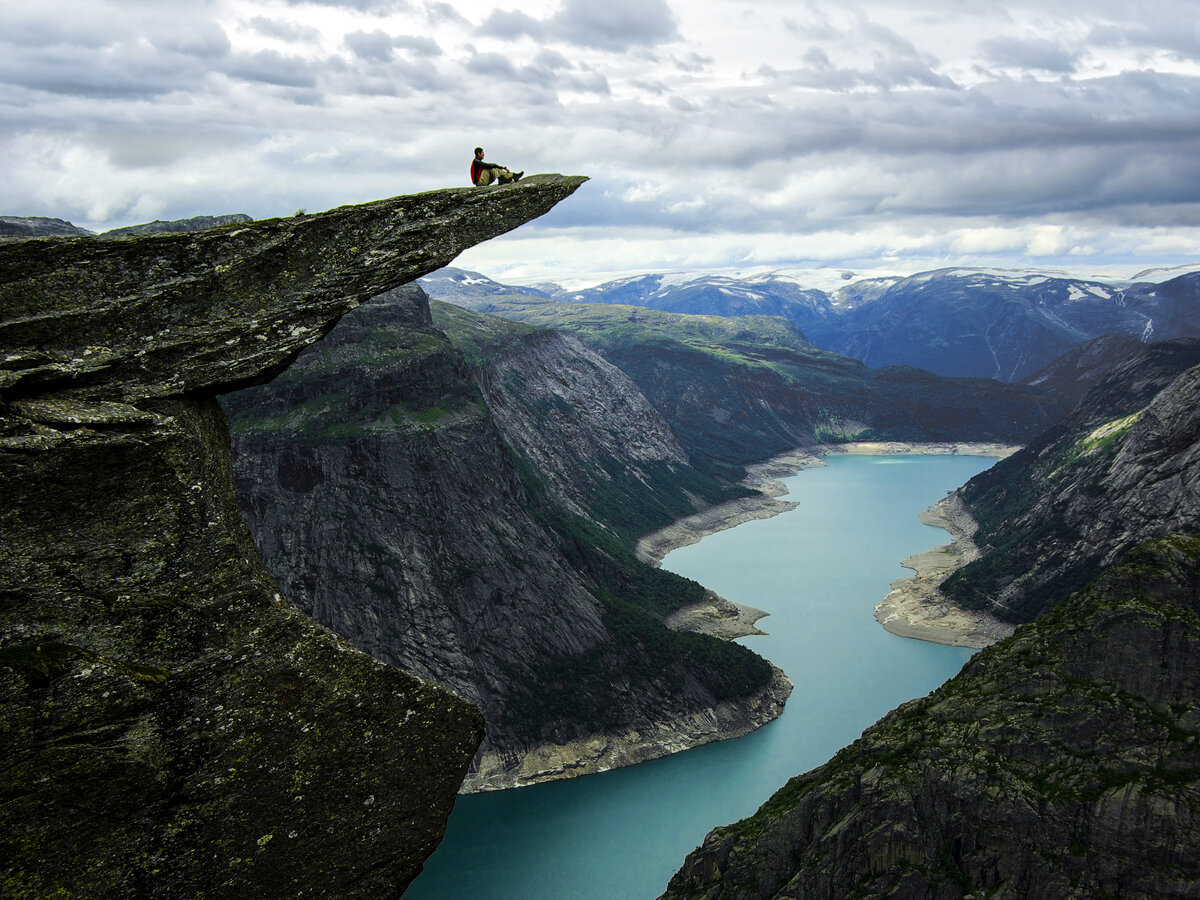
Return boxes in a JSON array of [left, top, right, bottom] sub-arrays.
[[225, 50, 318, 88], [5, 0, 1199, 282], [393, 35, 442, 56], [152, 22, 231, 59], [345, 29, 396, 61], [0, 5, 233, 98], [343, 29, 442, 62], [477, 10, 544, 41], [466, 51, 518, 79], [248, 16, 321, 43], [1088, 1, 1200, 62], [553, 0, 678, 50], [463, 49, 608, 93], [0, 7, 129, 50], [532, 48, 572, 70], [673, 52, 714, 73], [282, 0, 410, 11], [478, 0, 678, 51], [94, 126, 247, 170], [979, 35, 1078, 73], [423, 1, 468, 26]]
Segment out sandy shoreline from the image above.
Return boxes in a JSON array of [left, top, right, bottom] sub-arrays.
[[640, 442, 1020, 646]]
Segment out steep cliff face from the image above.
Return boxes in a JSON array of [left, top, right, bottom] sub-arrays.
[[943, 338, 1200, 622], [0, 178, 586, 897], [224, 285, 788, 793], [428, 295, 1067, 468], [663, 534, 1200, 900], [431, 299, 749, 536]]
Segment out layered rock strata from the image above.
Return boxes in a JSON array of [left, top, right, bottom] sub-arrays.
[[0, 177, 585, 897], [663, 534, 1200, 900]]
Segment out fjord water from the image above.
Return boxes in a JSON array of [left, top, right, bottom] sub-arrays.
[[406, 454, 994, 900]]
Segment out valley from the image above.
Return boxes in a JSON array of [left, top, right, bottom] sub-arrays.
[[4, 197, 1199, 899]]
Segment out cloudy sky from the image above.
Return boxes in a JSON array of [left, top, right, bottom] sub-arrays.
[[4, 0, 1200, 287]]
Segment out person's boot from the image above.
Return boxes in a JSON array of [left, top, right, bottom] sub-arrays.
[[513, 171, 524, 181]]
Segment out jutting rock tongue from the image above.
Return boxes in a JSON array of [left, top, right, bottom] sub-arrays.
[[0, 174, 587, 401], [0, 177, 586, 899]]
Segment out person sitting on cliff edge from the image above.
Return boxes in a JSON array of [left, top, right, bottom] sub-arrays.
[[471, 147, 523, 186]]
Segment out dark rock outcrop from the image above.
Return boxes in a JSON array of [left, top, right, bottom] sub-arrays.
[[222, 285, 789, 793], [662, 534, 1200, 900], [0, 177, 586, 897], [943, 338, 1200, 622], [0, 215, 93, 240], [1, 176, 586, 401], [102, 214, 254, 237]]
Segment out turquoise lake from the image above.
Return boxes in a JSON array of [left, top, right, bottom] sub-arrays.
[[406, 453, 995, 899]]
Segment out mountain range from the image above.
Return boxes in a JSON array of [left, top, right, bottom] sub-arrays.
[[420, 282, 1067, 471], [423, 264, 1200, 383]]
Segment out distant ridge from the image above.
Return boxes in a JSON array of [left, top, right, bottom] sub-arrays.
[[0, 213, 252, 241], [102, 213, 252, 237], [0, 216, 93, 240], [425, 264, 1200, 382]]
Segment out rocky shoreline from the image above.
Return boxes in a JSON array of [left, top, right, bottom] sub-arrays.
[[665, 591, 770, 640], [460, 666, 793, 793], [873, 493, 1017, 648], [465, 443, 1017, 794], [638, 442, 1021, 647], [637, 442, 1021, 569]]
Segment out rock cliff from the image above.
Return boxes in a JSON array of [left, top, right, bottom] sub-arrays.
[[430, 299, 749, 536], [662, 534, 1200, 900], [222, 284, 788, 793], [943, 338, 1200, 622], [0, 177, 585, 896]]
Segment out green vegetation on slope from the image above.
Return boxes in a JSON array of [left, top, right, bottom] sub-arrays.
[[943, 340, 1200, 623], [428, 298, 544, 367], [503, 453, 774, 740], [446, 293, 854, 382]]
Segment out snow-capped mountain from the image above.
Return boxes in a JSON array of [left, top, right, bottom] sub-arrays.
[[421, 265, 1200, 383]]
